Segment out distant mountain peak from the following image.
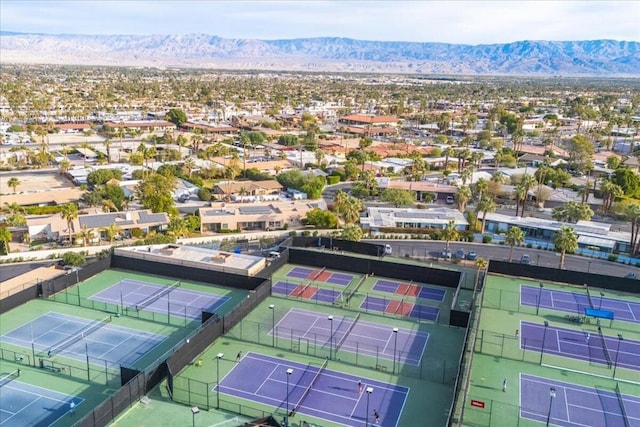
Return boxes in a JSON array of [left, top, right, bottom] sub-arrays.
[[1, 32, 638, 76]]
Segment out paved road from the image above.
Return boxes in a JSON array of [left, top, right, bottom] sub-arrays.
[[368, 239, 638, 279], [0, 260, 57, 283]]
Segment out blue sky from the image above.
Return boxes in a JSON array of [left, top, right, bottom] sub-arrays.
[[1, 1, 638, 44]]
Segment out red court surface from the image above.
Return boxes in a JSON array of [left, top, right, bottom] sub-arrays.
[[306, 270, 322, 280], [316, 271, 332, 282], [292, 285, 319, 299]]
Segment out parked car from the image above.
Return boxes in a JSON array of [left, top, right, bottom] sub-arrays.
[[467, 251, 477, 261], [441, 249, 452, 259], [383, 244, 392, 255], [446, 195, 454, 204], [521, 254, 531, 265], [455, 248, 465, 259], [624, 272, 637, 279]]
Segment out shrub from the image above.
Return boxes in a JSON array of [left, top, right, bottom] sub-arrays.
[[526, 243, 533, 248], [198, 188, 212, 201], [608, 254, 618, 262], [482, 235, 493, 243]]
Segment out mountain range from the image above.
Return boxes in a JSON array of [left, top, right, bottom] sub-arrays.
[[1, 32, 639, 76]]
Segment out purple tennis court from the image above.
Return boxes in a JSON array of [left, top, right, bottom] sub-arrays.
[[520, 321, 640, 371], [0, 312, 165, 367], [0, 380, 84, 427], [217, 352, 409, 427], [520, 374, 640, 427], [520, 285, 640, 323], [287, 266, 317, 280], [88, 279, 230, 320], [272, 281, 341, 305], [373, 279, 446, 302], [272, 308, 428, 365], [362, 296, 440, 322]]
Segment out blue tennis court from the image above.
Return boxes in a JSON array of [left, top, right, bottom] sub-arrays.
[[217, 352, 409, 427], [361, 296, 440, 322], [272, 281, 341, 304], [89, 279, 230, 320], [0, 312, 166, 367], [521, 321, 640, 371], [373, 279, 446, 302], [520, 374, 640, 427], [272, 308, 428, 365], [0, 378, 83, 427], [520, 285, 640, 323]]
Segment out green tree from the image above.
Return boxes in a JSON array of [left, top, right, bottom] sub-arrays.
[[60, 203, 78, 242], [567, 135, 594, 173], [455, 185, 472, 212], [333, 190, 363, 225], [305, 208, 339, 229], [611, 167, 640, 196], [381, 188, 415, 208], [7, 177, 20, 194], [62, 251, 85, 267], [551, 201, 594, 223], [135, 172, 178, 215], [0, 227, 11, 254], [340, 224, 363, 241], [553, 226, 578, 269], [165, 108, 188, 127], [442, 220, 459, 253], [476, 196, 496, 233], [505, 226, 525, 262], [102, 223, 122, 245], [474, 258, 488, 291]]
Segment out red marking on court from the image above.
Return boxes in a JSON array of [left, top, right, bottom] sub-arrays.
[[395, 302, 415, 316], [299, 286, 318, 299], [291, 285, 307, 297], [316, 271, 332, 282], [385, 300, 401, 314], [397, 284, 410, 295], [405, 285, 420, 298], [307, 270, 322, 280]]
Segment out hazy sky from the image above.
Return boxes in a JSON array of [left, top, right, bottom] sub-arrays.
[[1, 1, 639, 44]]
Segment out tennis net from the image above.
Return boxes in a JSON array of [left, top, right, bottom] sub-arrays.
[[0, 369, 20, 388], [598, 327, 612, 368], [615, 382, 631, 427], [586, 287, 595, 308], [336, 313, 360, 352], [311, 267, 326, 281], [48, 315, 112, 356], [136, 280, 180, 311], [345, 276, 367, 304], [294, 358, 328, 414]]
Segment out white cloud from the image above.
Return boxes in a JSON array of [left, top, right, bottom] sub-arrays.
[[1, 0, 638, 43]]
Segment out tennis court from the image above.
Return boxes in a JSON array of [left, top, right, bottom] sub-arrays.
[[0, 374, 83, 427], [88, 279, 230, 320], [272, 308, 428, 365], [520, 321, 640, 371], [0, 312, 166, 367], [520, 374, 640, 427], [217, 352, 408, 427], [520, 285, 640, 323], [361, 296, 440, 322], [373, 279, 446, 302], [272, 281, 341, 304], [286, 266, 354, 286]]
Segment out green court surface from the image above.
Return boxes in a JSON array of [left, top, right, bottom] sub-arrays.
[[49, 268, 248, 326], [162, 293, 465, 427], [460, 274, 640, 426]]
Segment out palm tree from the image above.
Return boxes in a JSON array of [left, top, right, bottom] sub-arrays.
[[102, 199, 118, 213], [60, 203, 79, 242], [514, 184, 527, 217], [474, 178, 489, 201], [519, 174, 537, 216], [455, 185, 472, 212], [553, 226, 578, 269], [623, 203, 640, 256], [102, 223, 123, 245], [476, 196, 496, 233], [442, 220, 459, 254], [0, 227, 12, 254], [167, 216, 189, 238], [474, 257, 488, 291], [7, 177, 20, 194], [505, 226, 525, 262], [76, 225, 93, 246]]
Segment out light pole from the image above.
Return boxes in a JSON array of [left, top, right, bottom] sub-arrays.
[[613, 334, 623, 379], [537, 283, 544, 315], [269, 304, 276, 347], [285, 368, 293, 425], [191, 406, 199, 427], [546, 387, 556, 426], [540, 321, 549, 365], [365, 387, 373, 427], [587, 261, 592, 273], [599, 292, 604, 310], [328, 315, 334, 360], [392, 328, 399, 374], [216, 353, 224, 409]]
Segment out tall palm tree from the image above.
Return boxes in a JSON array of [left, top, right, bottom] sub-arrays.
[[442, 220, 459, 254], [623, 203, 640, 256], [455, 185, 472, 212], [102, 223, 123, 245], [60, 203, 79, 242], [553, 226, 578, 269], [476, 196, 496, 233], [0, 227, 12, 254], [505, 226, 525, 262], [519, 174, 537, 216], [474, 178, 489, 201], [474, 258, 488, 291], [7, 177, 20, 194]]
